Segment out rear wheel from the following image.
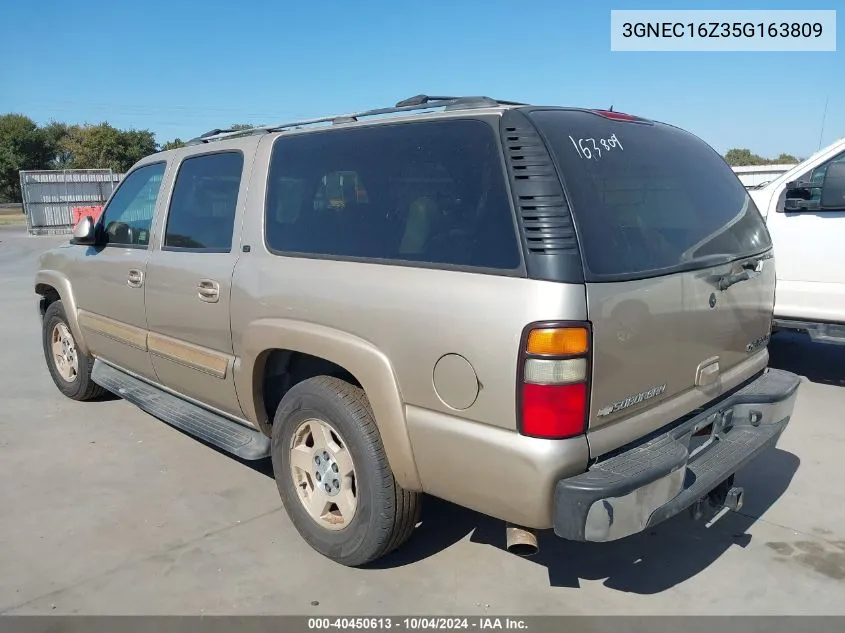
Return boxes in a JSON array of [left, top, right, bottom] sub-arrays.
[[42, 300, 105, 401], [271, 376, 420, 566]]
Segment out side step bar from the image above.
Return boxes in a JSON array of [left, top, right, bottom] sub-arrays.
[[774, 318, 845, 346], [92, 360, 270, 460]]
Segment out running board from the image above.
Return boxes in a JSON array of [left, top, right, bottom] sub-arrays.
[[774, 318, 845, 345], [92, 361, 270, 460]]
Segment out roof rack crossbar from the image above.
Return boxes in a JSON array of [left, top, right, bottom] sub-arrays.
[[186, 95, 526, 145]]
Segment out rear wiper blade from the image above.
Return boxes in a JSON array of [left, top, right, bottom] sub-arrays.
[[673, 254, 736, 273]]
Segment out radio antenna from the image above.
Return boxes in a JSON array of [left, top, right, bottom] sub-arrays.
[[818, 95, 829, 151]]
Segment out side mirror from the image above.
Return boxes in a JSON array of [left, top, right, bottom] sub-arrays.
[[821, 162, 845, 210], [72, 216, 98, 245], [784, 180, 813, 199], [783, 180, 815, 211]]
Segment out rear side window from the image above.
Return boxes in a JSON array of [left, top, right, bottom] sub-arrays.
[[264, 119, 521, 270], [529, 110, 772, 280], [164, 151, 244, 251]]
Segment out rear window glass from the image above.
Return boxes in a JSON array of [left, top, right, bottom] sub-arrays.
[[264, 119, 521, 271], [529, 110, 772, 280]]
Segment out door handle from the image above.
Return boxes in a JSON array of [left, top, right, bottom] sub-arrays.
[[127, 269, 144, 288], [197, 279, 220, 303], [695, 356, 721, 387]]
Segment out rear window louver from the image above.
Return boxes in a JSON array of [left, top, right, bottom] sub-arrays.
[[502, 116, 577, 254], [500, 109, 584, 283]]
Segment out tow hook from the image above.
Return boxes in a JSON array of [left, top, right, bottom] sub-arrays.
[[690, 477, 745, 520], [724, 486, 745, 512]]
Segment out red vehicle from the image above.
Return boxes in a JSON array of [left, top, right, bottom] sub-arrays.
[[71, 206, 104, 229]]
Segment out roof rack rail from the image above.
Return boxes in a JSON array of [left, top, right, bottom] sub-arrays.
[[395, 94, 464, 107], [186, 126, 270, 146], [186, 95, 527, 145], [395, 94, 528, 108]]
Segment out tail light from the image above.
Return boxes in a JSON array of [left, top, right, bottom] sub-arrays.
[[517, 322, 591, 439]]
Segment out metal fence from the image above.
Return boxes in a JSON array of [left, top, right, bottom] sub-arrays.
[[732, 164, 797, 188], [19, 169, 124, 235]]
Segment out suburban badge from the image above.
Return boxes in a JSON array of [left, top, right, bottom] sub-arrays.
[[597, 384, 667, 417], [746, 334, 771, 353]]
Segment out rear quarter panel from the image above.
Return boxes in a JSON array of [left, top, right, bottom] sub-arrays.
[[230, 133, 589, 495]]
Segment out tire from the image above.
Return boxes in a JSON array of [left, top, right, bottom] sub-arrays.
[[271, 376, 420, 566], [42, 300, 105, 401]]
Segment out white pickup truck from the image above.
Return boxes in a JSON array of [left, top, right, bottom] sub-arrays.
[[748, 137, 845, 344]]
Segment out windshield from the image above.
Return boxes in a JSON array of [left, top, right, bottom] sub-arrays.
[[529, 110, 772, 281]]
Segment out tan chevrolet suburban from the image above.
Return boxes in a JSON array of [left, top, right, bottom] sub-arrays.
[[35, 95, 800, 566]]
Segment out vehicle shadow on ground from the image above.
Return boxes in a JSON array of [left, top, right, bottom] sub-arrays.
[[175, 331, 812, 592], [247, 457, 275, 479], [769, 330, 845, 386], [366, 448, 799, 593], [90, 391, 121, 402], [221, 435, 798, 592]]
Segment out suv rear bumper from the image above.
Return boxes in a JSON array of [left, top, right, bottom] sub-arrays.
[[553, 368, 800, 542]]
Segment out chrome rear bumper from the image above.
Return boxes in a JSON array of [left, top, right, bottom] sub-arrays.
[[553, 368, 800, 542]]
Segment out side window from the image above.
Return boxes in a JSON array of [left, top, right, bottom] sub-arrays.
[[787, 150, 845, 210], [101, 162, 166, 247], [809, 151, 845, 203], [269, 177, 306, 223], [264, 120, 521, 270], [164, 152, 244, 251], [314, 171, 369, 211]]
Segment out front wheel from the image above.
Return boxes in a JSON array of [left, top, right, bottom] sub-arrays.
[[271, 376, 420, 566], [41, 300, 105, 401]]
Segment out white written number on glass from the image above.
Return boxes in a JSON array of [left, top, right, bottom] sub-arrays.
[[568, 134, 624, 160]]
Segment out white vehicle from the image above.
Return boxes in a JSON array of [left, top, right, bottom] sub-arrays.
[[749, 137, 845, 344]]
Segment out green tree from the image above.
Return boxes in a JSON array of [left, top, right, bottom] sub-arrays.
[[41, 121, 72, 168], [724, 148, 768, 166], [0, 114, 53, 202], [775, 153, 799, 164], [61, 123, 157, 172], [160, 138, 186, 151], [121, 129, 158, 167]]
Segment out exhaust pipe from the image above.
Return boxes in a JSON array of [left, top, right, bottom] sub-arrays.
[[505, 523, 539, 557]]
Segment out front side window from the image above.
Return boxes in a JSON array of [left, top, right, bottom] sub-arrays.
[[164, 151, 244, 251], [101, 162, 166, 247], [264, 119, 521, 270]]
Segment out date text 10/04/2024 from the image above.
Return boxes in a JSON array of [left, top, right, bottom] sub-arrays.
[[307, 617, 529, 630]]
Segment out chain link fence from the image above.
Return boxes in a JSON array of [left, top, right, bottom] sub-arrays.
[[19, 169, 124, 235]]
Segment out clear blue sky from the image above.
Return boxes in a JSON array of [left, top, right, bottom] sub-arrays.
[[0, 0, 841, 158]]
